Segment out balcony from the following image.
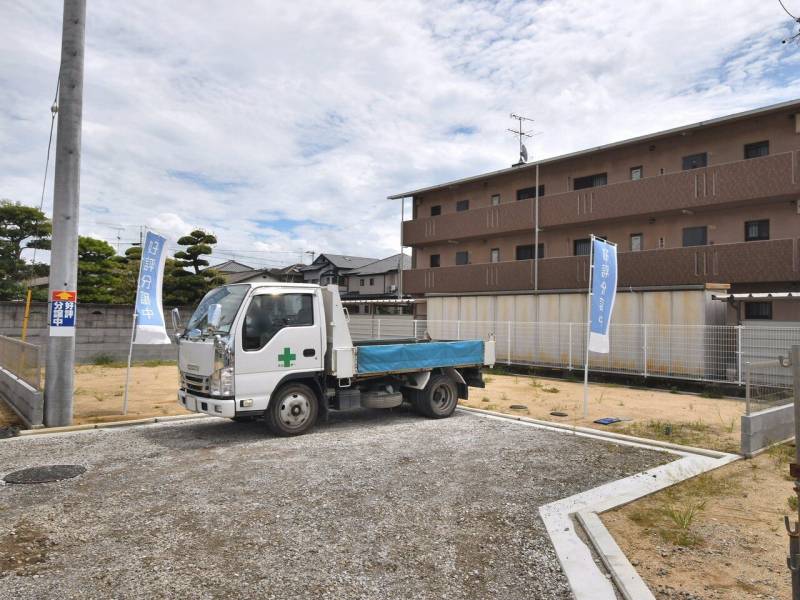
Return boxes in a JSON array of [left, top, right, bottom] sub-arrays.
[[403, 151, 800, 247], [403, 238, 799, 294]]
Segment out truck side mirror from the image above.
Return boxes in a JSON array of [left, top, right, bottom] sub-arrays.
[[171, 307, 182, 333], [207, 303, 222, 331]]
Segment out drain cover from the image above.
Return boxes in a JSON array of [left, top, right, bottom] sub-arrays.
[[509, 404, 528, 410], [4, 465, 86, 484], [549, 411, 568, 417]]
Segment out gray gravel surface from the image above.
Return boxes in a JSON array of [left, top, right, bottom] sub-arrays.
[[0, 408, 668, 599]]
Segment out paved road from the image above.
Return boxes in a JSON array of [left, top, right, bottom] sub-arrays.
[[0, 408, 666, 599]]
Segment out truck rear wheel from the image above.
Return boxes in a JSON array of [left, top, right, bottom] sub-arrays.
[[416, 373, 458, 419], [265, 383, 319, 436]]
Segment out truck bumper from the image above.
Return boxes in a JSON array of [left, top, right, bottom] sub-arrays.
[[178, 389, 236, 418]]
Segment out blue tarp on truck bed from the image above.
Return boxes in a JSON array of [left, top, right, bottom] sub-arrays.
[[356, 340, 484, 375]]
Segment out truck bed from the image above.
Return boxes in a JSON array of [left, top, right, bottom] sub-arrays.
[[355, 339, 485, 375]]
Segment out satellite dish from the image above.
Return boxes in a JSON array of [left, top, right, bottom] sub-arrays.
[[520, 143, 528, 163]]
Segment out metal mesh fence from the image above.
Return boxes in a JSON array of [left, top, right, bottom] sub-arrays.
[[0, 335, 42, 390], [347, 317, 800, 392]]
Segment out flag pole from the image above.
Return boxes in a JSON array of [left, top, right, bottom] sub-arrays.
[[122, 229, 146, 415], [582, 234, 595, 419], [122, 311, 137, 415]]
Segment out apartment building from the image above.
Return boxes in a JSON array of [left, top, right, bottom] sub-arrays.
[[390, 99, 800, 325]]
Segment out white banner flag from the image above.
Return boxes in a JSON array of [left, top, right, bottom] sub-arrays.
[[133, 231, 171, 345]]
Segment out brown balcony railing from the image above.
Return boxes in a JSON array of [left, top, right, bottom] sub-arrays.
[[403, 238, 799, 294], [403, 152, 800, 246]]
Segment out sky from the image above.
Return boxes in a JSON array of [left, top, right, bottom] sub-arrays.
[[2, 1, 800, 269]]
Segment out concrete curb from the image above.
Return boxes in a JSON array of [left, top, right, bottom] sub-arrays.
[[10, 413, 210, 438], [459, 406, 740, 600], [457, 405, 731, 458]]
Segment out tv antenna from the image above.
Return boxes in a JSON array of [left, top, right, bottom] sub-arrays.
[[96, 221, 126, 253], [507, 114, 541, 165], [779, 0, 800, 43]]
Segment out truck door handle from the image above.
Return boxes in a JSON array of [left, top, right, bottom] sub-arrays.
[[303, 348, 316, 357]]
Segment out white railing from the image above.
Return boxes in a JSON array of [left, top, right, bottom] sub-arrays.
[[348, 317, 800, 390]]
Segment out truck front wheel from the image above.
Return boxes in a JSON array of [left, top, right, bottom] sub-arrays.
[[417, 374, 458, 419], [265, 383, 319, 436]]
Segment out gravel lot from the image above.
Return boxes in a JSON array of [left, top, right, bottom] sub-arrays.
[[0, 408, 667, 599]]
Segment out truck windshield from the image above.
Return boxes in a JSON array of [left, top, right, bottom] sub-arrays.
[[185, 285, 249, 335]]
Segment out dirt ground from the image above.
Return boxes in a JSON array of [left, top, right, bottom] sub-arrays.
[[0, 364, 185, 428], [462, 373, 744, 453], [603, 446, 793, 600]]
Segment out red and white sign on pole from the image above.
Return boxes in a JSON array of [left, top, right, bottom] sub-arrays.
[[49, 290, 77, 337]]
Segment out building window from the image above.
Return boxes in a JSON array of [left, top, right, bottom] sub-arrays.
[[744, 140, 769, 159], [682, 153, 707, 170], [745, 219, 769, 241], [630, 166, 643, 181], [573, 238, 591, 256], [630, 233, 643, 252], [516, 185, 545, 200], [490, 248, 500, 263], [515, 244, 544, 260], [491, 194, 501, 206], [430, 205, 441, 216], [658, 237, 665, 248], [745, 301, 772, 320], [359, 278, 364, 286], [682, 226, 708, 247], [455, 251, 470, 265], [573, 173, 607, 190], [429, 254, 440, 268], [369, 278, 374, 285], [456, 199, 470, 212]]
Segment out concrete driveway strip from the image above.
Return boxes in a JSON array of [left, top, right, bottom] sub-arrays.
[[0, 408, 668, 600]]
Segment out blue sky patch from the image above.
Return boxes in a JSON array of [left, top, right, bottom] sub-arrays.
[[168, 170, 246, 192]]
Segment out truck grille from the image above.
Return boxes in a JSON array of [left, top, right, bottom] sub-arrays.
[[181, 372, 209, 394]]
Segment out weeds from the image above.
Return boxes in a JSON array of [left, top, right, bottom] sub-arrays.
[[500, 392, 509, 402], [660, 501, 706, 546], [91, 353, 117, 366], [529, 379, 542, 389], [789, 496, 798, 512], [484, 376, 494, 384], [485, 403, 498, 411], [481, 396, 490, 403], [700, 387, 725, 399], [542, 386, 559, 394], [141, 359, 176, 367]]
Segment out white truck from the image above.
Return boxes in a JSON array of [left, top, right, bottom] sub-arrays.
[[175, 282, 495, 436]]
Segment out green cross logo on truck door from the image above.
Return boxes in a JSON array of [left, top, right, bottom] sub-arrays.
[[278, 347, 296, 368]]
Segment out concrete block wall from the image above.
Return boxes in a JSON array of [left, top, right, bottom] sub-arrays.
[[0, 302, 193, 364]]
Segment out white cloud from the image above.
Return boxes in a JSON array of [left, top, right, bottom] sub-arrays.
[[1, 1, 799, 268]]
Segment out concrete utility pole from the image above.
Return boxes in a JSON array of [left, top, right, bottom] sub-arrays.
[[44, 0, 86, 427]]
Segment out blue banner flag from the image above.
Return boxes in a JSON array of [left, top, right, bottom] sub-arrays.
[[133, 231, 171, 345], [588, 237, 618, 354]]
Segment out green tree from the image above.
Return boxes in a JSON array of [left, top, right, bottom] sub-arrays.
[[77, 236, 126, 304], [0, 200, 51, 300], [166, 229, 224, 306], [174, 229, 217, 274]]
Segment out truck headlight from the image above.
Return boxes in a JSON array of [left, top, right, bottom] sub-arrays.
[[209, 366, 234, 397]]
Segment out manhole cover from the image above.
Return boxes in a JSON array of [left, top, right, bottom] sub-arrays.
[[4, 465, 86, 484], [509, 404, 528, 410], [549, 411, 568, 417]]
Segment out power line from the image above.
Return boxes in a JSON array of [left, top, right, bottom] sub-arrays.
[[779, 0, 798, 19]]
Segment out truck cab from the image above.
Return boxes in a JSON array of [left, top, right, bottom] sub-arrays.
[[176, 282, 494, 436]]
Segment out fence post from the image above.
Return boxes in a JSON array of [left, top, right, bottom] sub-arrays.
[[413, 319, 418, 339], [568, 322, 573, 370], [737, 325, 743, 385], [642, 323, 648, 378], [507, 321, 512, 365], [457, 320, 461, 340], [744, 361, 751, 415], [377, 319, 381, 340]]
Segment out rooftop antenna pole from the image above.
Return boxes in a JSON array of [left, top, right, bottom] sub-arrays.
[[507, 114, 543, 294], [507, 113, 537, 166]]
